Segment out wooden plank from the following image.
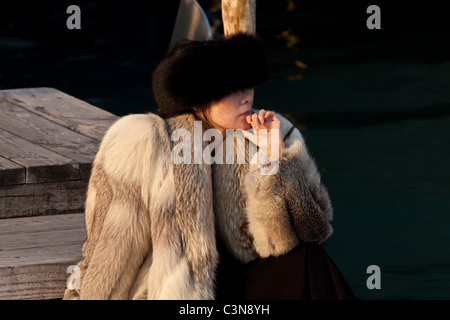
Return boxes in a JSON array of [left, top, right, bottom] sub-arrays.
[[0, 180, 88, 219], [1, 229, 85, 252], [0, 213, 85, 300], [0, 263, 80, 300], [0, 244, 84, 269], [0, 213, 86, 267], [0, 212, 85, 236], [0, 128, 80, 184], [2, 87, 118, 141], [0, 99, 100, 179], [0, 157, 25, 186]]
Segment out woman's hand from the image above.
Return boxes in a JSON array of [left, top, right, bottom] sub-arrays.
[[242, 109, 285, 162]]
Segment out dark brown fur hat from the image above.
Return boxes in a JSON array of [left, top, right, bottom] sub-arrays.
[[152, 32, 268, 117]]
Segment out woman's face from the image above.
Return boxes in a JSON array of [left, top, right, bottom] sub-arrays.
[[207, 89, 254, 132]]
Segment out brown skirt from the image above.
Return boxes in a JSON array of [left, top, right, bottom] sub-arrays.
[[215, 242, 358, 300]]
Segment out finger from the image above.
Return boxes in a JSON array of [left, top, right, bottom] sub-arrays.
[[250, 120, 259, 134], [242, 129, 257, 145], [264, 111, 275, 119], [258, 109, 266, 125], [246, 115, 252, 124], [251, 113, 260, 131], [272, 113, 281, 126], [265, 111, 281, 128]]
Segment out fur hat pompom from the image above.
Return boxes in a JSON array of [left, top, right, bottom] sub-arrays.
[[152, 32, 268, 116]]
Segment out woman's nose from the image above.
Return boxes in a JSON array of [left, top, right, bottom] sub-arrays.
[[241, 89, 254, 104]]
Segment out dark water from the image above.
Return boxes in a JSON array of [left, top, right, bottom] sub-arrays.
[[1, 1, 449, 299]]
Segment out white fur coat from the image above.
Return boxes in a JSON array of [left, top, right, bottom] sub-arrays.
[[63, 111, 333, 300]]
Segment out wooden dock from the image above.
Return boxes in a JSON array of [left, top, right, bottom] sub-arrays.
[[0, 87, 118, 299]]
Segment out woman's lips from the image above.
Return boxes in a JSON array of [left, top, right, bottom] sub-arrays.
[[241, 110, 251, 117]]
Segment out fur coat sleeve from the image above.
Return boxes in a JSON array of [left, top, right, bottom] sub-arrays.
[[64, 114, 161, 299], [242, 113, 334, 258]]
